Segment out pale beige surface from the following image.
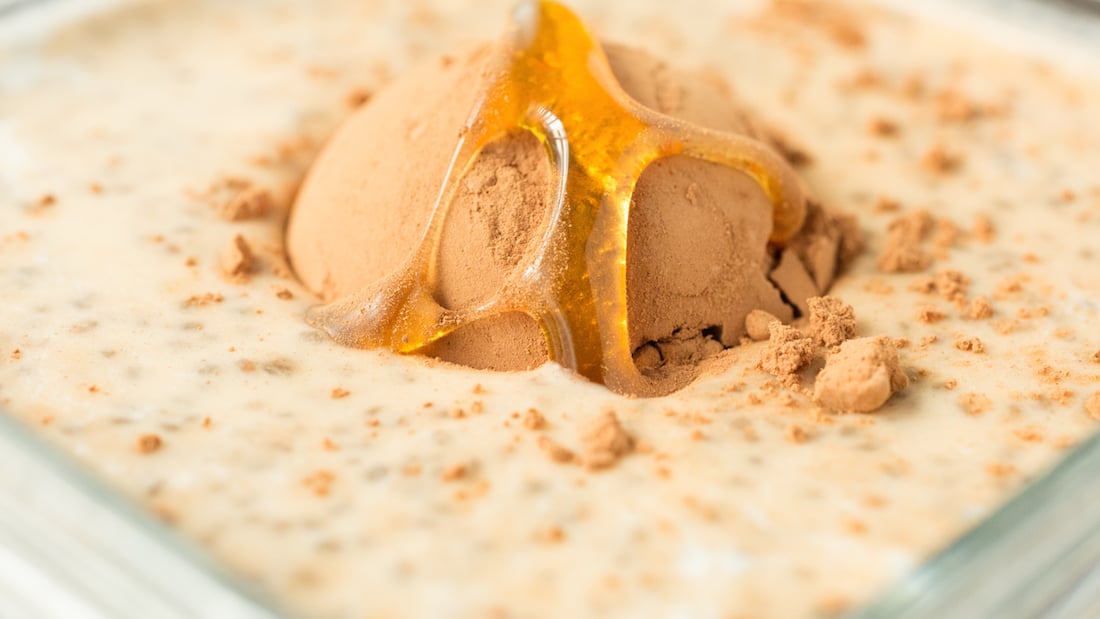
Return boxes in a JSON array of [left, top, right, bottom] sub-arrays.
[[2, 1, 1100, 618]]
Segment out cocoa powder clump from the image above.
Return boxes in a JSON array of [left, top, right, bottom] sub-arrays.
[[745, 309, 780, 341], [813, 336, 908, 413], [760, 322, 815, 378], [580, 411, 634, 471], [807, 296, 856, 348]]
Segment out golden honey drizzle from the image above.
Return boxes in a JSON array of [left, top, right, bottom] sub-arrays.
[[308, 0, 806, 395]]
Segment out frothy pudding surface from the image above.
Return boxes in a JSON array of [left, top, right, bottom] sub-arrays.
[[3, 2, 1100, 618]]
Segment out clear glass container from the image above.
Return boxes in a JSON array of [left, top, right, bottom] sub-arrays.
[[2, 1, 1100, 618]]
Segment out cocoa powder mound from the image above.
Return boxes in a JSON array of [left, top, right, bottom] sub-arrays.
[[287, 41, 854, 393]]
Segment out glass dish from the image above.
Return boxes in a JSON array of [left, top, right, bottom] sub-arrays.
[[2, 1, 1100, 618]]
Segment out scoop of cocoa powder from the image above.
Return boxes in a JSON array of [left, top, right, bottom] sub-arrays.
[[287, 41, 854, 395]]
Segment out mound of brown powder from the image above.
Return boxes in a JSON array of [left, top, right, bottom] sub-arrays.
[[287, 41, 855, 394]]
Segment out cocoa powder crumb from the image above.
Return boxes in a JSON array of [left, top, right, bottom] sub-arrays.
[[985, 463, 1018, 478], [1013, 428, 1044, 443], [1050, 387, 1074, 406], [878, 242, 931, 273], [441, 463, 467, 482], [580, 411, 634, 471], [136, 434, 163, 454], [744, 309, 780, 342], [345, 88, 373, 108], [920, 144, 962, 173], [330, 387, 350, 399], [844, 518, 868, 535], [873, 196, 900, 213], [766, 0, 866, 50], [813, 336, 908, 413], [957, 392, 992, 415], [785, 424, 810, 444], [760, 322, 815, 378], [1085, 392, 1100, 420], [523, 408, 547, 430], [967, 295, 993, 320], [942, 379, 958, 390], [902, 73, 926, 99], [220, 234, 256, 283], [932, 269, 969, 301], [10, 349, 21, 361], [27, 193, 57, 214], [995, 274, 1029, 298], [534, 526, 566, 544], [302, 470, 335, 496], [878, 209, 933, 273], [274, 286, 294, 300], [954, 337, 985, 353], [807, 296, 856, 347], [843, 68, 881, 90], [917, 305, 945, 324], [972, 214, 995, 243], [934, 89, 979, 122], [538, 436, 575, 464], [867, 117, 898, 137], [201, 177, 273, 221], [182, 292, 224, 308], [1090, 350, 1100, 364]]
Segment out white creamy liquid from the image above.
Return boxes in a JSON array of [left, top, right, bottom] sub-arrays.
[[1, 1, 1099, 617]]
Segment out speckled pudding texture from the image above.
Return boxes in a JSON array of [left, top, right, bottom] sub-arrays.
[[2, 1, 1100, 619]]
